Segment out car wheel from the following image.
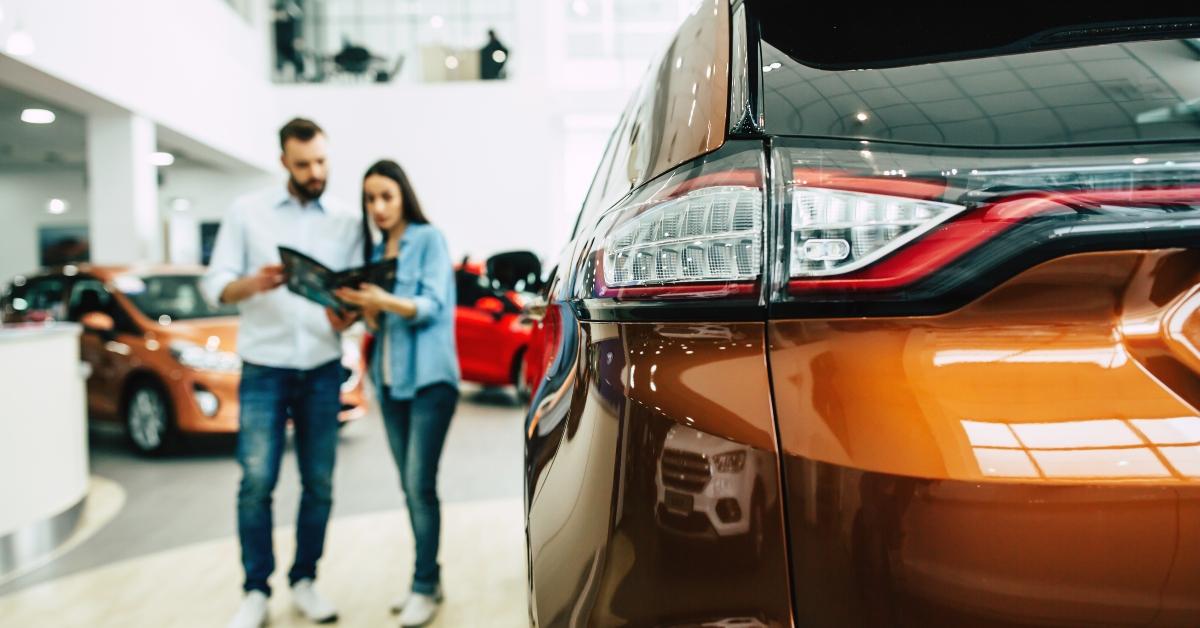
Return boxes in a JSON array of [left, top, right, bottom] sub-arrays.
[[515, 353, 532, 402], [126, 382, 176, 456]]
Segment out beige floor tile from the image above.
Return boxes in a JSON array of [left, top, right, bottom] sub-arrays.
[[0, 498, 526, 628]]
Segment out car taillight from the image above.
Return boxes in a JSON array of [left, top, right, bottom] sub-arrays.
[[580, 144, 766, 301], [603, 186, 763, 290], [789, 187, 964, 277], [774, 142, 1200, 310]]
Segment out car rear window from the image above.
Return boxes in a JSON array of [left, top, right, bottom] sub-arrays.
[[761, 39, 1200, 147]]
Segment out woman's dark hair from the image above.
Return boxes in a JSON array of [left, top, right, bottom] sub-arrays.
[[361, 159, 429, 263]]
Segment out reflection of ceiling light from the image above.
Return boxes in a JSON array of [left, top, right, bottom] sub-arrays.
[[21, 108, 55, 124], [6, 30, 34, 57], [150, 151, 175, 167], [1132, 157, 1149, 165], [171, 197, 192, 212], [855, 112, 869, 122], [445, 55, 459, 70], [572, 0, 590, 16], [47, 198, 68, 215], [492, 50, 506, 63], [430, 15, 444, 29]]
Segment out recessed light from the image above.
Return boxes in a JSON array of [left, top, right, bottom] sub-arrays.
[[150, 152, 175, 167], [21, 108, 55, 124], [47, 198, 68, 215]]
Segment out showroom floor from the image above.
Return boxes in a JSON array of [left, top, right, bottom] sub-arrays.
[[0, 385, 527, 627]]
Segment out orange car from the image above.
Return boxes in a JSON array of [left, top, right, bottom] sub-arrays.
[[1, 265, 366, 455], [522, 4, 1200, 627]]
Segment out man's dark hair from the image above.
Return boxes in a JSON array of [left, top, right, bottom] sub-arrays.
[[279, 117, 324, 150]]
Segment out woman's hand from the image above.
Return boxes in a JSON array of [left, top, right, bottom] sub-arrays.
[[336, 284, 419, 320], [336, 283, 389, 310], [325, 307, 359, 332]]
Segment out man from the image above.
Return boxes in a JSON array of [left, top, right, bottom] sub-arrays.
[[479, 28, 509, 80], [202, 118, 360, 628]]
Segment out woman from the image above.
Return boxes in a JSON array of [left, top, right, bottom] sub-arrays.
[[336, 160, 459, 628]]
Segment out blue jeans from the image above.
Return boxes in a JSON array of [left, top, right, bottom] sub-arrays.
[[379, 383, 458, 595], [236, 359, 343, 595]]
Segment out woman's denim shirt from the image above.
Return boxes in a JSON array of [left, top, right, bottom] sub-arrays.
[[371, 223, 460, 400]]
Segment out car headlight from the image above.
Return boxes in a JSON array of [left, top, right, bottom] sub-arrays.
[[713, 450, 746, 473], [170, 341, 242, 373], [193, 386, 220, 417]]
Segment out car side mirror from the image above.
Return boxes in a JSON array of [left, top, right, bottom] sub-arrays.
[[81, 311, 115, 334], [475, 296, 506, 321]]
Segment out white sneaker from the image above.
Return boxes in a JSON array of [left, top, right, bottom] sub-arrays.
[[290, 579, 338, 623], [397, 590, 442, 627], [227, 591, 269, 628], [390, 586, 442, 615]]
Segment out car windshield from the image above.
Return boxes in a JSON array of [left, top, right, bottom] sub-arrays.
[[118, 274, 236, 321]]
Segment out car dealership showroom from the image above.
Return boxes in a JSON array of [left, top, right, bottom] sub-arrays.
[[3, 2, 1200, 627]]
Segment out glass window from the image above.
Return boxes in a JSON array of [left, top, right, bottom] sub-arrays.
[[120, 275, 238, 321], [762, 39, 1200, 146], [67, 279, 114, 321]]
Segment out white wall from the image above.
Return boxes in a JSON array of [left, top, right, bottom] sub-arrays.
[[0, 169, 89, 284], [0, 166, 274, 284], [0, 0, 277, 172], [281, 82, 567, 264]]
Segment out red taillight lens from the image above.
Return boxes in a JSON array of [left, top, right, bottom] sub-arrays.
[[774, 143, 1200, 307]]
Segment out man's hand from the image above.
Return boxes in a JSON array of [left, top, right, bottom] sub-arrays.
[[220, 264, 286, 304], [326, 307, 359, 333]]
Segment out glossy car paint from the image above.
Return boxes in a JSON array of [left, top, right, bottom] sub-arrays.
[[526, 2, 1200, 627], [771, 251, 1200, 626]]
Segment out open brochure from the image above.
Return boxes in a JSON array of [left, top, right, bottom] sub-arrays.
[[278, 246, 396, 311]]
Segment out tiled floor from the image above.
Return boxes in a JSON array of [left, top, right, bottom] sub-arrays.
[[0, 385, 528, 626]]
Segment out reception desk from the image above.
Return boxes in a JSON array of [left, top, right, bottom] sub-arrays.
[[0, 323, 89, 578]]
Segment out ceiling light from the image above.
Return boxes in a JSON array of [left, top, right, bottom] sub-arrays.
[[6, 29, 34, 57], [47, 198, 68, 215], [21, 108, 55, 124], [150, 151, 175, 167], [445, 55, 459, 70]]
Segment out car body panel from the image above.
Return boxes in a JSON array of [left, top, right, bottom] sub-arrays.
[[526, 321, 792, 627], [771, 251, 1200, 626]]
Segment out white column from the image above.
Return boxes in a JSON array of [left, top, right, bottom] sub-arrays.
[[86, 113, 161, 265]]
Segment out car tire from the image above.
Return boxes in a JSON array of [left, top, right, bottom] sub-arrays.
[[736, 489, 766, 564], [514, 350, 532, 402], [125, 381, 177, 456]]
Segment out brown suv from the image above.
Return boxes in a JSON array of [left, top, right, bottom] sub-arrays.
[[523, 4, 1200, 626], [1, 265, 366, 455]]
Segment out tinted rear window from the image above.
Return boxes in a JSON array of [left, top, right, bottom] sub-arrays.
[[762, 39, 1200, 147]]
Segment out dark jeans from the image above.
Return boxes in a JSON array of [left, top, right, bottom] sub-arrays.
[[379, 383, 459, 595], [236, 359, 343, 595]]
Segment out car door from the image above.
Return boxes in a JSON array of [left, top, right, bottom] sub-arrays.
[[452, 265, 505, 382], [66, 277, 126, 419]]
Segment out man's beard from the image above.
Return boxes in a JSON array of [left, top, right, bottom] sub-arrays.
[[291, 175, 326, 201]]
